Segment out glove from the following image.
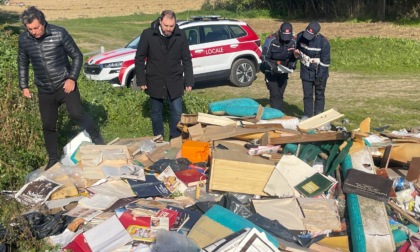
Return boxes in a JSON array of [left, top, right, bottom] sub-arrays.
[[287, 61, 296, 70], [260, 60, 275, 74], [314, 79, 323, 86]]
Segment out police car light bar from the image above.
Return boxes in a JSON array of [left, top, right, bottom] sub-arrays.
[[191, 15, 222, 21]]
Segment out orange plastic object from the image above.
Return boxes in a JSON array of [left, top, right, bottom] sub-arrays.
[[181, 140, 210, 163]]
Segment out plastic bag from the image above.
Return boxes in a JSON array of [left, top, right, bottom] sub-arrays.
[[139, 139, 156, 153], [23, 212, 74, 240], [151, 230, 200, 252]]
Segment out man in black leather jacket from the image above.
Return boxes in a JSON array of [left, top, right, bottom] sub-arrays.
[[17, 6, 104, 169]]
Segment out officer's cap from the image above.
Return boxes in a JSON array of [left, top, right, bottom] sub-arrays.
[[303, 21, 320, 40], [279, 22, 293, 41]]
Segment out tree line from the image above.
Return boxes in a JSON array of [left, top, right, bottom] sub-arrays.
[[204, 0, 419, 21]]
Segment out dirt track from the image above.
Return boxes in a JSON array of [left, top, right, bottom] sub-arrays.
[[245, 19, 420, 40], [0, 0, 208, 19], [2, 0, 420, 40]]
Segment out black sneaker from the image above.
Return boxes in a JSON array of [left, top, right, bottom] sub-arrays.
[[45, 159, 59, 170]]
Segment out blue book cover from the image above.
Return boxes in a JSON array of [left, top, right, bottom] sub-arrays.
[[167, 205, 203, 234], [127, 175, 171, 198]]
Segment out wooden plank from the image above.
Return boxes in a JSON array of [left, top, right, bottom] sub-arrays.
[[203, 124, 284, 142], [388, 200, 420, 227], [210, 159, 273, 195], [209, 141, 275, 195], [240, 104, 264, 123], [180, 113, 198, 124], [107, 137, 120, 145], [379, 145, 393, 169], [242, 123, 284, 130], [298, 109, 344, 132], [405, 157, 420, 182], [269, 131, 351, 145], [197, 112, 236, 126]]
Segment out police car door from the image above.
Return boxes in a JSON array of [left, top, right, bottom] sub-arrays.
[[200, 25, 233, 74], [184, 27, 206, 76]]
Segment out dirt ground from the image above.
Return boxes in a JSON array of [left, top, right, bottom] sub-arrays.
[[245, 19, 420, 40], [2, 0, 420, 40], [2, 0, 419, 130], [0, 0, 208, 19]]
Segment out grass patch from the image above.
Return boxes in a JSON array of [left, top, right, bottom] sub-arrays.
[[331, 37, 420, 74]]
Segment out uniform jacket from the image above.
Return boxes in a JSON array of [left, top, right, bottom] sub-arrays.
[[296, 31, 330, 82], [261, 33, 296, 71], [134, 20, 194, 99], [18, 23, 83, 94]]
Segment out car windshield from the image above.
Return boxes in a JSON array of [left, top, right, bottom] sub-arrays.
[[125, 35, 140, 49]]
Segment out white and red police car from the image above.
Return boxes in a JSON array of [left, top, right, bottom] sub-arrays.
[[84, 16, 262, 87]]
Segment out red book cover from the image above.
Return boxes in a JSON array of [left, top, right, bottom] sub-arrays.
[[175, 169, 207, 187], [118, 210, 151, 229], [63, 233, 92, 252], [155, 208, 178, 228]]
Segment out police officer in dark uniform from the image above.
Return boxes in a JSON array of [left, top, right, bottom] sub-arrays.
[[294, 21, 330, 118], [260, 22, 296, 111]]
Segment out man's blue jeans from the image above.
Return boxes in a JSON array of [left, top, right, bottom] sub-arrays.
[[150, 96, 182, 139]]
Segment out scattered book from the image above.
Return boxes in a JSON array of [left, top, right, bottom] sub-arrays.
[[127, 225, 156, 243], [127, 175, 171, 198], [294, 172, 334, 197], [175, 168, 208, 187], [157, 166, 188, 194], [15, 176, 61, 205], [343, 168, 393, 202], [118, 210, 151, 229], [166, 205, 203, 234], [155, 208, 179, 229], [202, 227, 280, 252], [202, 228, 250, 252]]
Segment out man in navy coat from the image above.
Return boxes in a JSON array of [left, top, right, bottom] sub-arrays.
[[135, 10, 194, 139]]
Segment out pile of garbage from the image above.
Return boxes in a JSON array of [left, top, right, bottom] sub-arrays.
[[1, 98, 420, 252]]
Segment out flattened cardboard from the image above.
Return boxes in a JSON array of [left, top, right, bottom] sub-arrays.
[[297, 198, 341, 232], [275, 155, 317, 197], [251, 198, 305, 231], [187, 123, 205, 141]]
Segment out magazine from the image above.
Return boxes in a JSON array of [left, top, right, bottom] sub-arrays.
[[15, 176, 61, 205], [157, 166, 188, 194]]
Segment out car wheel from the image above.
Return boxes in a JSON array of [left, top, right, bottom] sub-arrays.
[[229, 58, 256, 87], [130, 75, 141, 91]]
